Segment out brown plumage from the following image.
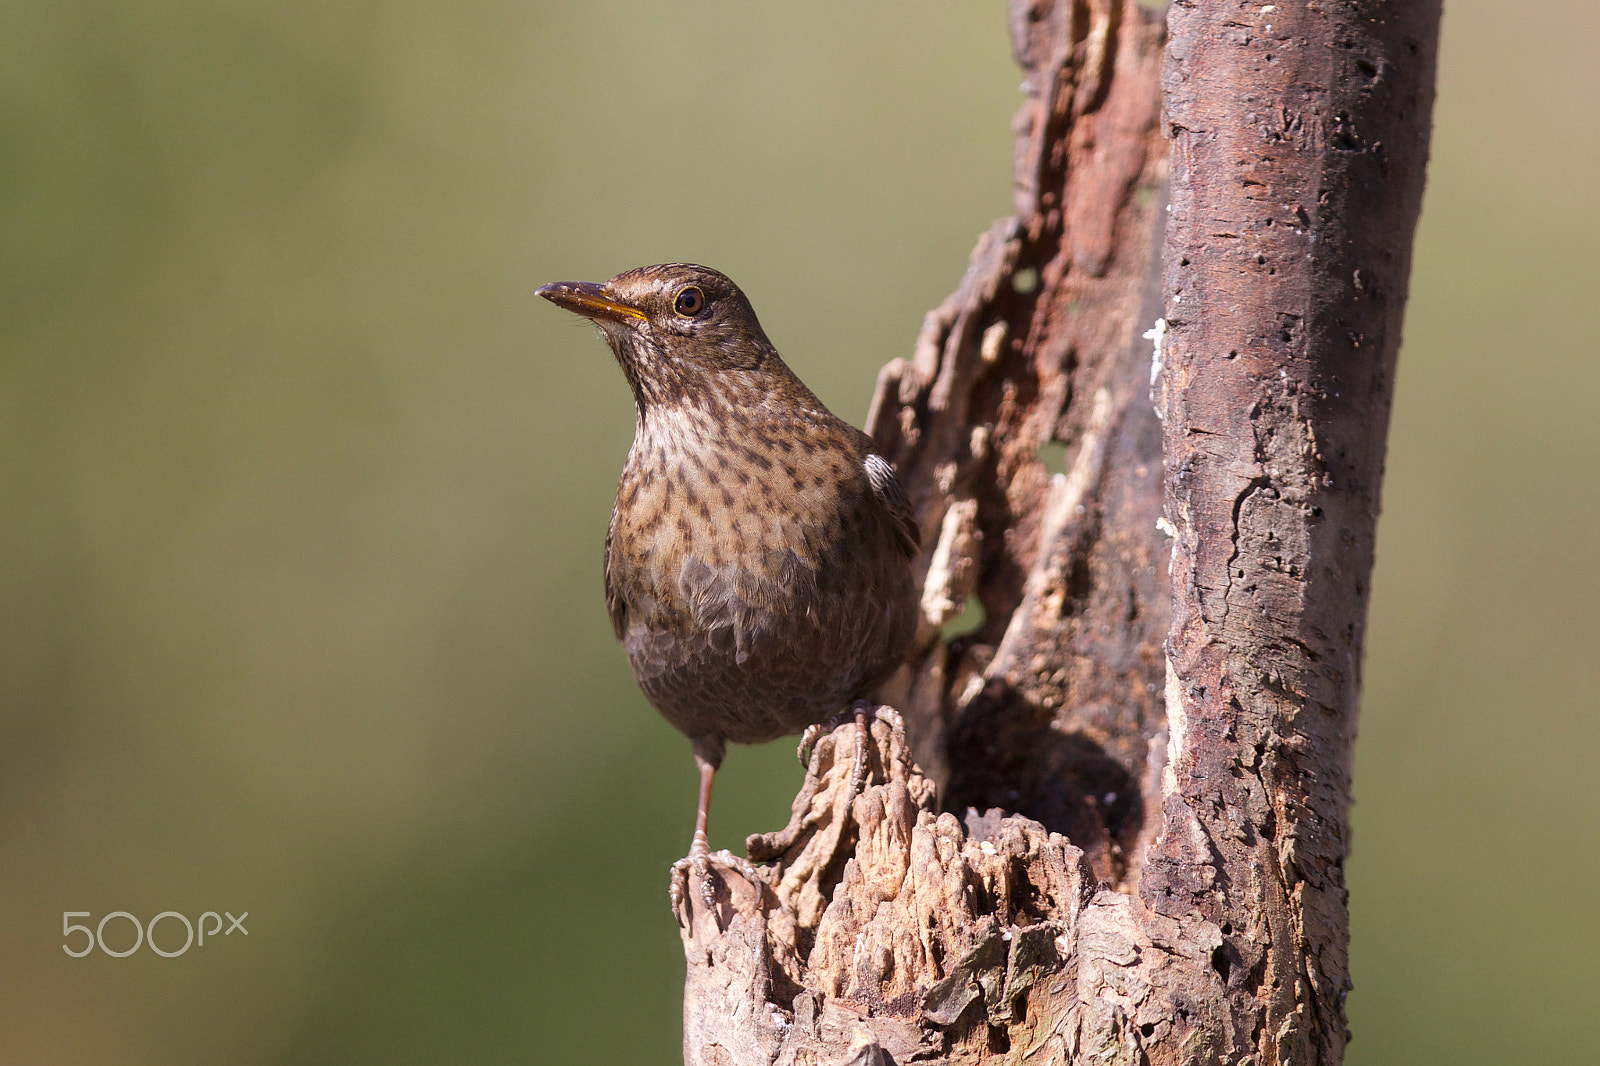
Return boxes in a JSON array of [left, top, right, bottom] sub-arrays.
[[536, 263, 919, 895]]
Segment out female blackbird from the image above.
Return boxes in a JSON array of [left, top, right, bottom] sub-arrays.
[[537, 264, 919, 898]]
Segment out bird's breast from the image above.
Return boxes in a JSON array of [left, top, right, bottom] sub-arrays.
[[608, 403, 898, 648], [603, 402, 919, 742], [614, 407, 869, 574]]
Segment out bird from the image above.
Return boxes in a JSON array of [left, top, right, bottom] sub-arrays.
[[536, 263, 920, 909]]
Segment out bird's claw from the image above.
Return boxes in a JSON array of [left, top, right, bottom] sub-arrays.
[[795, 722, 828, 773], [668, 833, 761, 924], [796, 701, 905, 791]]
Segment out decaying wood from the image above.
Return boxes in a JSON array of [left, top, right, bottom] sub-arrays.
[[678, 1, 1438, 1062], [870, 0, 1174, 892], [682, 714, 1094, 1065]]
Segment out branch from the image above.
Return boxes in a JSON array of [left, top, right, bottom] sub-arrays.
[[1145, 0, 1440, 1057]]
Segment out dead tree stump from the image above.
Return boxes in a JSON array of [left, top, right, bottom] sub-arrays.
[[678, 1, 1438, 1062]]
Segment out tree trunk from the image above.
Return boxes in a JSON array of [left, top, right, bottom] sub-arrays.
[[677, 1, 1439, 1063]]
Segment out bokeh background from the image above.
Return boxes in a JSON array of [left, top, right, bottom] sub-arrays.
[[3, 1, 1594, 1062]]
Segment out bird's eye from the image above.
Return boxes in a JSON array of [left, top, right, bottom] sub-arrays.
[[673, 286, 706, 317]]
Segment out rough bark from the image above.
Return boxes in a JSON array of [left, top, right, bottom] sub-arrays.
[[677, 1, 1438, 1063]]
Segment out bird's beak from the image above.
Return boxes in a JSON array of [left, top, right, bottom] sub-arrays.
[[536, 281, 648, 323]]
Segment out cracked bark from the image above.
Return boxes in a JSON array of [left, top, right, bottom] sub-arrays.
[[678, 1, 1439, 1063]]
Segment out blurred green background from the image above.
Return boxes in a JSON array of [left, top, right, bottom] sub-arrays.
[[1, 1, 1593, 1062]]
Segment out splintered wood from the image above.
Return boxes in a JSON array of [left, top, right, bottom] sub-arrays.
[[681, 716, 1093, 1065]]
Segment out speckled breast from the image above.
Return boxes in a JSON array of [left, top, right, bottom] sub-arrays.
[[604, 402, 918, 746]]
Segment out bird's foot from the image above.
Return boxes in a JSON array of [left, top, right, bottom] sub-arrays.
[[797, 700, 905, 793], [668, 829, 762, 926]]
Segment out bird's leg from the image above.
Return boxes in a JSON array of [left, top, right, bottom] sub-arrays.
[[848, 702, 871, 793], [669, 743, 760, 922], [668, 753, 718, 915]]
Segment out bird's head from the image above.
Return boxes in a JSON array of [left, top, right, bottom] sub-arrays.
[[538, 264, 798, 411]]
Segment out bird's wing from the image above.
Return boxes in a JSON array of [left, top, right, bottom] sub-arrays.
[[602, 518, 628, 640], [864, 453, 920, 558]]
